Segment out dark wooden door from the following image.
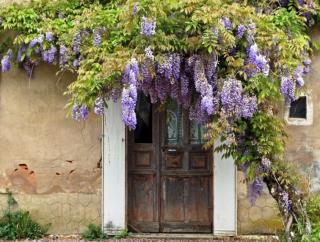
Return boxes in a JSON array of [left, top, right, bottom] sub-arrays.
[[160, 101, 213, 233], [127, 94, 160, 232], [128, 96, 213, 233]]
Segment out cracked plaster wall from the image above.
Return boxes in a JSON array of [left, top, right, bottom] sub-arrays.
[[237, 27, 320, 235], [0, 64, 102, 234]]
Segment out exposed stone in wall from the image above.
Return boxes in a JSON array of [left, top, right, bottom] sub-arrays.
[[0, 64, 102, 234], [237, 172, 282, 234], [0, 193, 101, 234]]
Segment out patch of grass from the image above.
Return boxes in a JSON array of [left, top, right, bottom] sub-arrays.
[[114, 228, 131, 239], [81, 224, 108, 241]]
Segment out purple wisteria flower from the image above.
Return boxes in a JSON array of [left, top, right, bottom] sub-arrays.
[[80, 105, 89, 119], [246, 44, 269, 77], [247, 23, 256, 45], [23, 57, 35, 78], [42, 46, 57, 64], [194, 60, 218, 115], [94, 97, 104, 115], [145, 47, 154, 61], [111, 88, 121, 102], [133, 3, 138, 16], [304, 58, 312, 66], [261, 157, 271, 172], [154, 74, 170, 102], [220, 17, 232, 30], [73, 57, 81, 69], [220, 79, 243, 116], [45, 32, 54, 42], [236, 24, 246, 39], [249, 178, 264, 206], [59, 44, 68, 66], [241, 95, 257, 118], [121, 83, 137, 129], [29, 34, 44, 48], [122, 58, 139, 84], [280, 76, 295, 103], [140, 62, 153, 96], [16, 44, 27, 63], [72, 32, 82, 54], [121, 58, 139, 129], [189, 99, 211, 124], [158, 55, 173, 81], [294, 66, 305, 87], [93, 28, 103, 47], [72, 104, 80, 120], [205, 53, 218, 85], [172, 53, 181, 80], [180, 74, 190, 108], [140, 17, 156, 37], [280, 190, 292, 213], [1, 49, 13, 72], [72, 104, 89, 120], [303, 58, 312, 74]]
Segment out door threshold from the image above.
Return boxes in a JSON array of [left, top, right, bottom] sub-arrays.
[[130, 233, 216, 239], [129, 233, 278, 241]]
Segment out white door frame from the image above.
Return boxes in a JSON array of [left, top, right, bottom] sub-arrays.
[[102, 101, 237, 235]]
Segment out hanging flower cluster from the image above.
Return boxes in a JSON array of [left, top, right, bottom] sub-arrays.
[[221, 79, 257, 119], [121, 58, 139, 129], [72, 103, 89, 121], [246, 43, 269, 78], [140, 17, 156, 37], [1, 49, 13, 72]]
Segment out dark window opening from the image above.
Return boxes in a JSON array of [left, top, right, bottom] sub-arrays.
[[134, 93, 153, 143], [289, 96, 307, 119]]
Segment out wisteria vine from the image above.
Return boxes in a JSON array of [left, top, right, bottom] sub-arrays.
[[0, 0, 319, 239]]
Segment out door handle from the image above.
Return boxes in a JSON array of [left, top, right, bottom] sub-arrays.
[[162, 147, 177, 152]]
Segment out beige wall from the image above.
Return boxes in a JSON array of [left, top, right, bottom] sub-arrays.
[[0, 64, 102, 234], [237, 27, 320, 235]]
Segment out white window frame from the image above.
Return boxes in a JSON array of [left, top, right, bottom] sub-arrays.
[[284, 93, 313, 126]]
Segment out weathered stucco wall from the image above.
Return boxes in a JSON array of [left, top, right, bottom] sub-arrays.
[[0, 64, 102, 234], [285, 29, 320, 194], [238, 28, 320, 235]]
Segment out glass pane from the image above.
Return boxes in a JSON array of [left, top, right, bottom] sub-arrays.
[[166, 101, 183, 145], [190, 121, 207, 145], [289, 96, 307, 119], [134, 93, 152, 143]]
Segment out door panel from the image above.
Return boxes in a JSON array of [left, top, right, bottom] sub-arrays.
[[128, 96, 212, 233], [160, 100, 213, 233], [128, 94, 159, 232], [130, 174, 156, 222], [185, 177, 211, 223], [162, 177, 185, 222]]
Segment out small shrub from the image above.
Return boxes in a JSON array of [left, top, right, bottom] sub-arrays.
[[0, 191, 48, 240], [81, 224, 108, 241]]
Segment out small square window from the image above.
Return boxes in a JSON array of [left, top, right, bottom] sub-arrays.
[[289, 96, 307, 119]]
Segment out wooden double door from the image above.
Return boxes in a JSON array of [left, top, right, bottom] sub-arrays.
[[128, 95, 213, 233]]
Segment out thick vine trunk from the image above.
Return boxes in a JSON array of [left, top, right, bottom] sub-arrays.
[[264, 172, 311, 241]]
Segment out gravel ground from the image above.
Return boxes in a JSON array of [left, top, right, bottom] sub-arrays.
[[2, 234, 279, 242]]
